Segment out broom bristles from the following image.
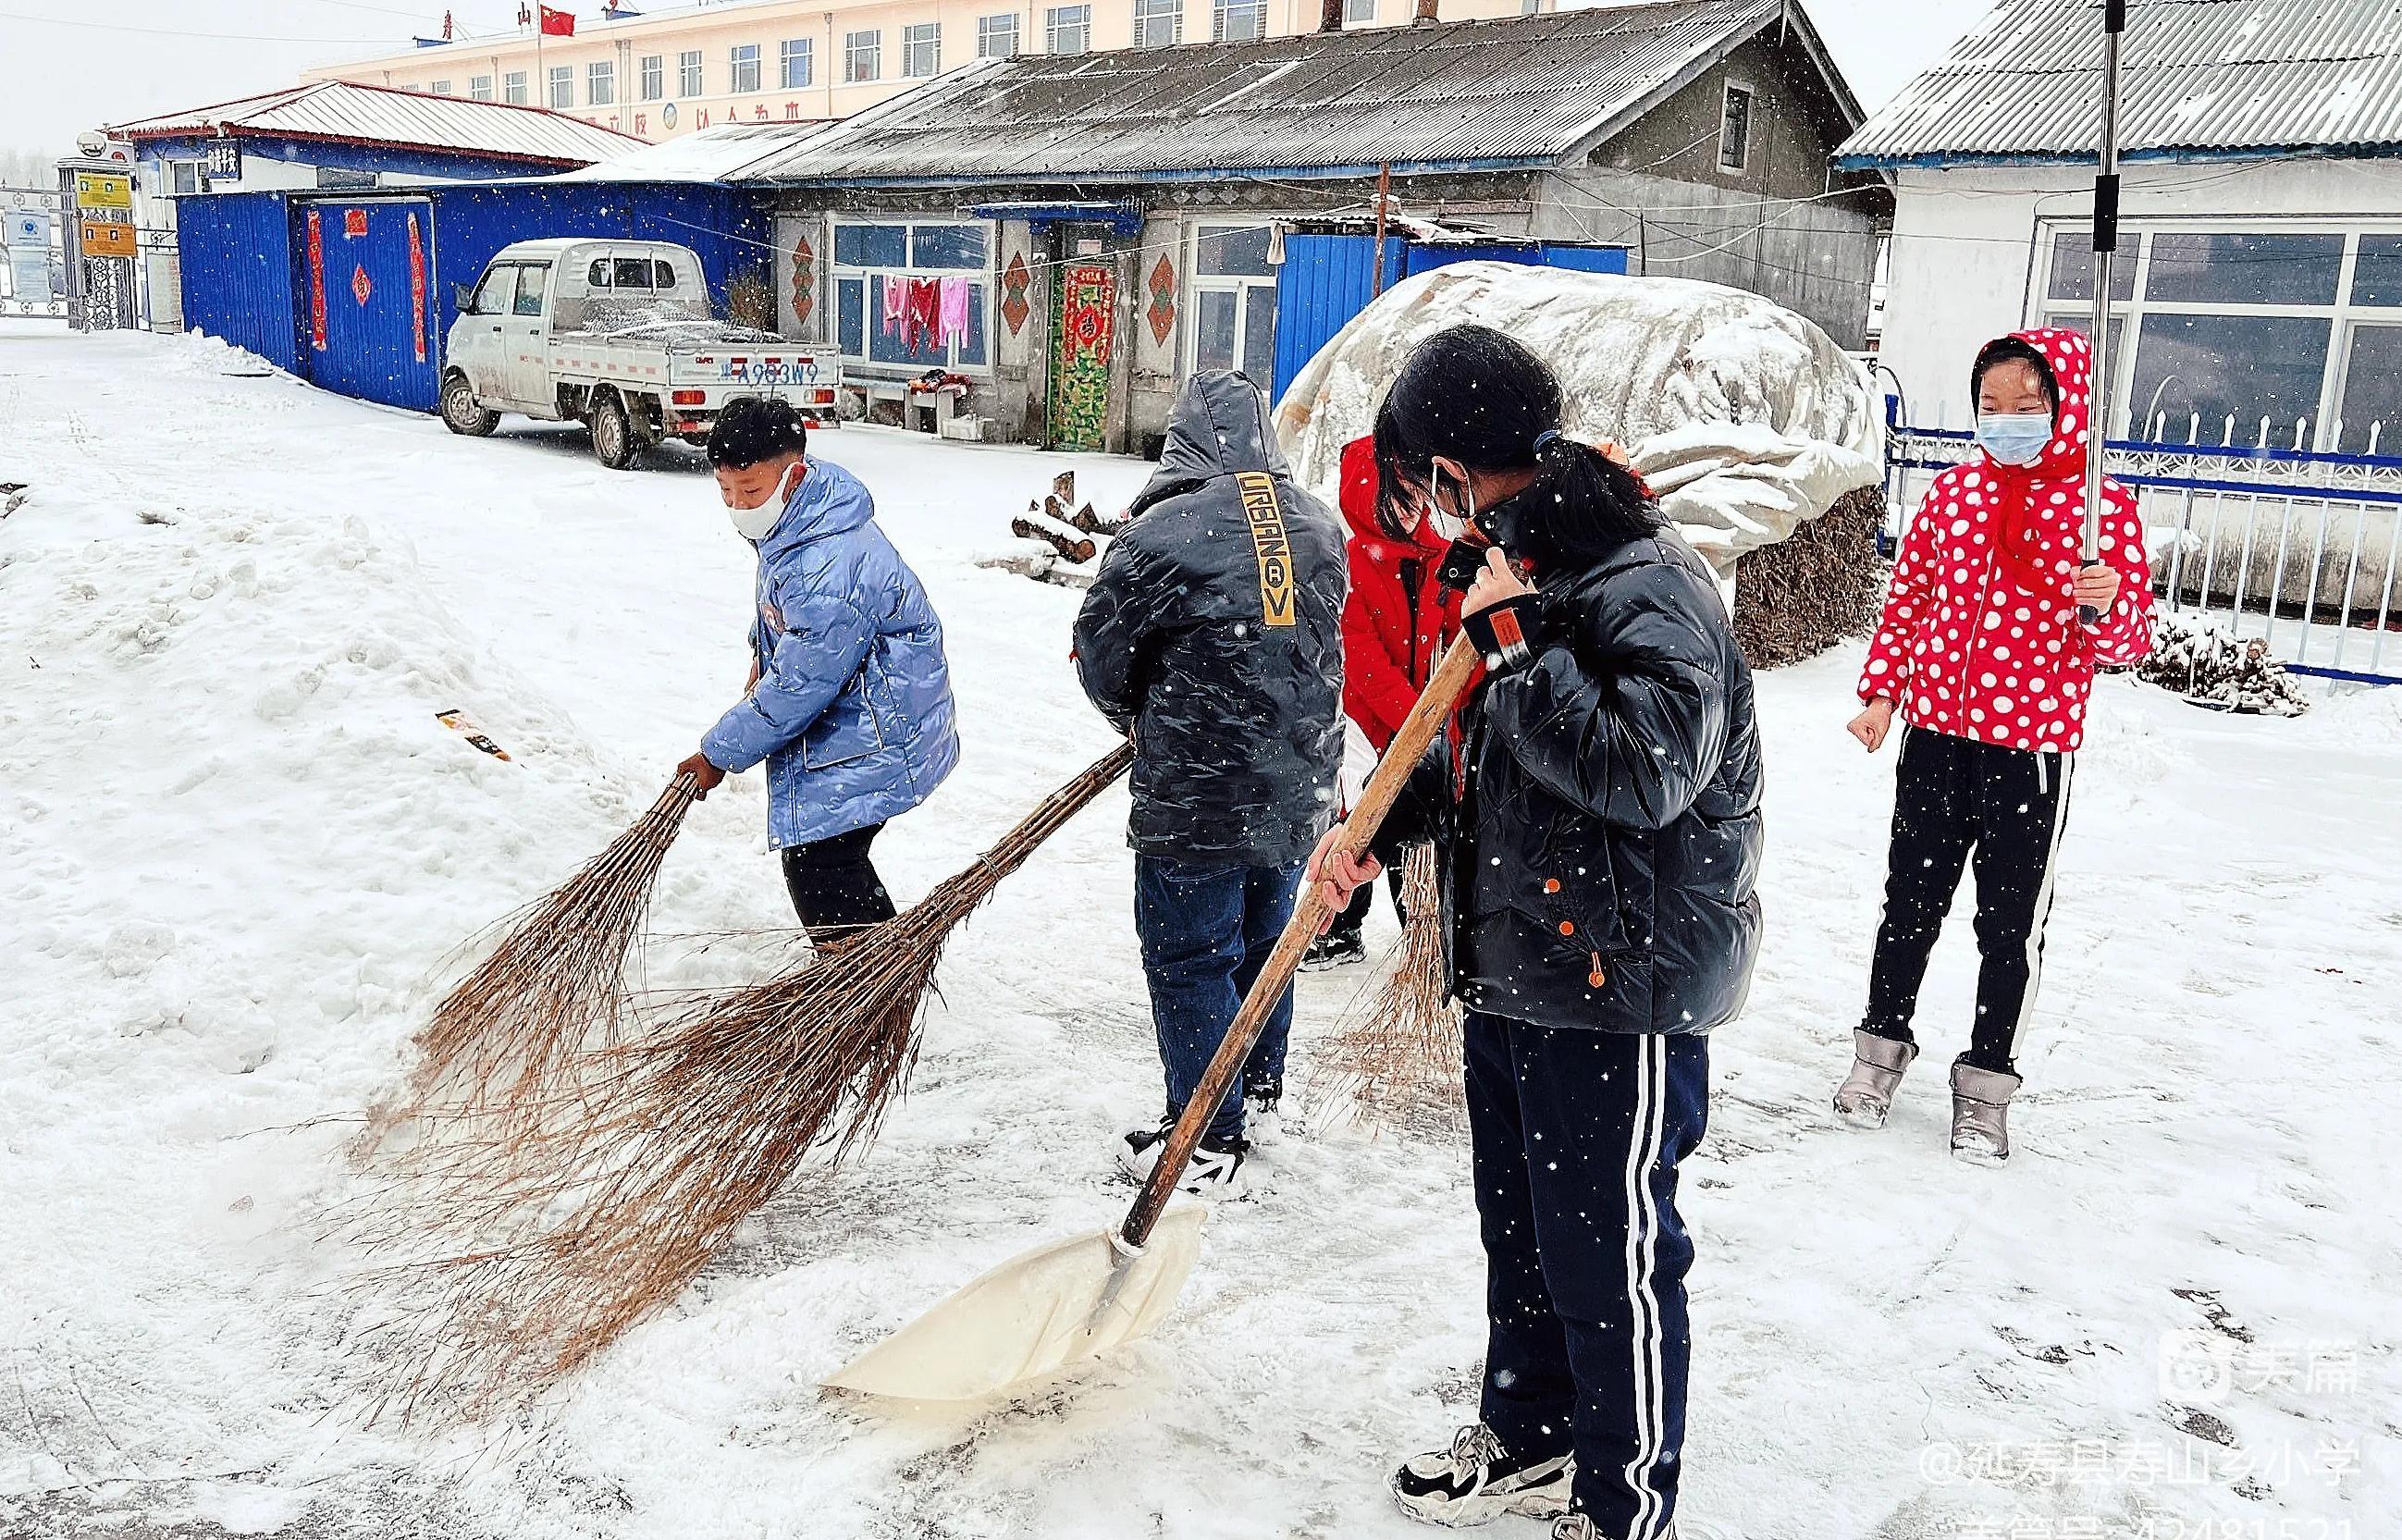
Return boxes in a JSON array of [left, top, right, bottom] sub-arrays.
[[353, 775, 699, 1164], [1311, 842, 1467, 1139], [345, 744, 1135, 1426]]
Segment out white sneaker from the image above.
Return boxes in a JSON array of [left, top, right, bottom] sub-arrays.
[[1116, 1115, 1248, 1193], [1392, 1423, 1573, 1526]]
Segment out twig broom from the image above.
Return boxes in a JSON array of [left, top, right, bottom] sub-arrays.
[[356, 774, 700, 1158], [1309, 840, 1467, 1138], [357, 743, 1135, 1424]]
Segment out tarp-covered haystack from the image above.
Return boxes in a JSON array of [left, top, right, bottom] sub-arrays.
[[1276, 263, 1887, 663]]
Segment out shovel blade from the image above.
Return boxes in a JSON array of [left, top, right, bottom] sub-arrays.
[[823, 1203, 1206, 1402]]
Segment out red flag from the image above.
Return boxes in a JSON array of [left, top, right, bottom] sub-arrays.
[[539, 5, 575, 35]]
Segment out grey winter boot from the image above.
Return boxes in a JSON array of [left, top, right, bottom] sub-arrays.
[[1949, 1061, 2024, 1164], [1832, 1030, 1918, 1129]]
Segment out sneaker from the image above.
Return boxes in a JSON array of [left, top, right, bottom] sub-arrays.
[[1550, 1519, 1679, 1540], [1392, 1423, 1572, 1526], [1832, 1030, 1918, 1129], [1300, 932, 1367, 972], [1116, 1115, 1248, 1192]]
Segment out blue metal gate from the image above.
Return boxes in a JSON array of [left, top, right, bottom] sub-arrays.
[[305, 197, 438, 412], [1271, 236, 1630, 402]]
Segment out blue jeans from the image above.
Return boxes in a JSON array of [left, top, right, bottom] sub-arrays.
[[1133, 855, 1304, 1144]]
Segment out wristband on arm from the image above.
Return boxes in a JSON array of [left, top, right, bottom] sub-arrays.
[[1464, 593, 1542, 673]]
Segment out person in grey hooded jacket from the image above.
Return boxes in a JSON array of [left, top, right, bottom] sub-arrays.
[[676, 398, 959, 945], [1073, 370, 1347, 1186]]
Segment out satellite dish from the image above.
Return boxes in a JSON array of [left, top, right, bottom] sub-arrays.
[[76, 130, 108, 156]]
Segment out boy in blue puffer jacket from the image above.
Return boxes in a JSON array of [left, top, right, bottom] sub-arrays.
[[675, 398, 960, 944]]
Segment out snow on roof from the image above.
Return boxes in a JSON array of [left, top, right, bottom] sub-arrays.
[[1839, 0, 2402, 167], [106, 80, 644, 169], [554, 121, 836, 183], [733, 0, 1864, 185]]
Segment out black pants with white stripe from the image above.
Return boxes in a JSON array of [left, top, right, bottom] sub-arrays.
[[1862, 726, 2074, 1076], [1467, 1014, 1709, 1539]]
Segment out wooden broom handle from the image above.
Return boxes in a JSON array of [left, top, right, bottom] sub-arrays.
[[1119, 633, 1483, 1249]]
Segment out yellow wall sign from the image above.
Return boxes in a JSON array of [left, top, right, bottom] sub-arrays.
[[80, 220, 137, 258], [75, 172, 133, 211]]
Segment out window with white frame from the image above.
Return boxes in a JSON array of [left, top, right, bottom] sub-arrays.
[[1718, 82, 1754, 173], [1213, 0, 1264, 43], [678, 49, 703, 96], [1048, 5, 1091, 54], [470, 74, 494, 101], [430, 80, 452, 95], [1189, 223, 1278, 387], [588, 60, 615, 105], [731, 43, 762, 92], [504, 70, 528, 105], [832, 219, 993, 372], [2032, 222, 2402, 456], [1346, 0, 1375, 20], [1135, 0, 1182, 47], [782, 38, 814, 88], [166, 160, 203, 197], [978, 13, 1020, 55], [904, 22, 941, 76], [844, 30, 881, 81], [548, 65, 573, 108], [641, 55, 664, 99]]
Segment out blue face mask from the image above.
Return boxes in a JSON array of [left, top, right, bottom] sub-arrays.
[[1976, 411, 2054, 467]]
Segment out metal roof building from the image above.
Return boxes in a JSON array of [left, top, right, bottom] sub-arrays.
[[729, 0, 1878, 454], [738, 0, 1860, 184], [109, 80, 646, 171], [1852, 0, 2402, 472], [1837, 0, 2402, 168]]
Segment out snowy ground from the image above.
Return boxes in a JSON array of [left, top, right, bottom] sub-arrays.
[[3, 326, 2396, 1540]]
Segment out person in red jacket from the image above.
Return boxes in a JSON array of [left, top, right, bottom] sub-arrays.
[[1303, 435, 1466, 968], [1833, 326, 2153, 1163]]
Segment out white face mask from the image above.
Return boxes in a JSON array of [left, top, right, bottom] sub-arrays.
[[1426, 464, 1472, 542], [727, 464, 797, 541]]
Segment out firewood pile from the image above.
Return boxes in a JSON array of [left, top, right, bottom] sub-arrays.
[[2138, 612, 2312, 716], [979, 472, 1132, 589]]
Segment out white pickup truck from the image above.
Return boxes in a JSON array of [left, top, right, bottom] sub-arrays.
[[439, 238, 837, 469]]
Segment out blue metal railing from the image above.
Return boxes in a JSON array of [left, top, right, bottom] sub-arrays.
[[1885, 422, 2402, 685]]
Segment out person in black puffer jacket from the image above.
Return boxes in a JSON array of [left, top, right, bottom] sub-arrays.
[[1073, 369, 1347, 1187], [1307, 326, 1761, 1540]]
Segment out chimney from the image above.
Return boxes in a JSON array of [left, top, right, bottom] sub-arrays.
[[1412, 0, 1438, 23], [1321, 0, 1345, 30]]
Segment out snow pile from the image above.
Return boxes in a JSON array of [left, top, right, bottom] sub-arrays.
[[1274, 265, 1886, 571], [2137, 613, 2313, 716], [6, 325, 2397, 1540]]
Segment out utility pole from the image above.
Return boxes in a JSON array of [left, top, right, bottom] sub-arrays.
[[1371, 162, 1391, 297]]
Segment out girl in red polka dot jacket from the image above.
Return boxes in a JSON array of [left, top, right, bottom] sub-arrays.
[[1833, 327, 2154, 1164]]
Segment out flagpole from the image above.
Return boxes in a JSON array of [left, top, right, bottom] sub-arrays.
[[2081, 0, 2126, 627]]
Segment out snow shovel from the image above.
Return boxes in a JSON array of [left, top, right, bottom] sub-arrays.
[[824, 634, 1484, 1402]]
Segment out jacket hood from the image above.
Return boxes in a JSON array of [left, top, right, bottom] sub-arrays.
[[1132, 371, 1287, 514], [757, 456, 873, 559], [1981, 326, 2095, 482], [1336, 434, 1447, 551]]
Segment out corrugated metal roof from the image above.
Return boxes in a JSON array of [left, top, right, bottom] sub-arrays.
[[1839, 0, 2402, 166], [108, 80, 644, 168], [735, 0, 1846, 185]]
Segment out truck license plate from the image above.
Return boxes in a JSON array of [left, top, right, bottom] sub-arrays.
[[722, 357, 819, 386]]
